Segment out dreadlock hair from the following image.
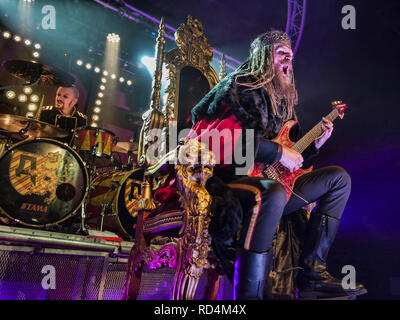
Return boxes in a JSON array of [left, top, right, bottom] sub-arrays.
[[235, 30, 298, 122]]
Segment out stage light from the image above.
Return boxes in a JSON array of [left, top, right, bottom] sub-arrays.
[[30, 94, 39, 102], [23, 87, 32, 94], [32, 51, 40, 58], [2, 31, 11, 39], [85, 63, 92, 70], [34, 43, 41, 50], [6, 91, 15, 99], [94, 67, 100, 73], [101, 77, 107, 83], [98, 92, 104, 98], [27, 103, 37, 111], [76, 60, 83, 66], [93, 107, 101, 113], [141, 56, 155, 75], [92, 115, 99, 121], [95, 100, 102, 106], [103, 70, 109, 76], [14, 35, 21, 42], [99, 85, 106, 91], [111, 74, 116, 79], [18, 94, 27, 102], [126, 80, 132, 86], [91, 122, 98, 127], [24, 39, 31, 46], [107, 33, 120, 43], [119, 77, 125, 83], [26, 112, 34, 118]]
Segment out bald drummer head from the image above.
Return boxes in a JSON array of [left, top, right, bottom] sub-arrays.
[[54, 85, 79, 116]]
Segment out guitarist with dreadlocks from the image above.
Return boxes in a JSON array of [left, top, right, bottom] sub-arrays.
[[188, 30, 366, 299]]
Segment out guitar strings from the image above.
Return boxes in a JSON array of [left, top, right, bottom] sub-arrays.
[[263, 108, 341, 205], [266, 161, 310, 205]]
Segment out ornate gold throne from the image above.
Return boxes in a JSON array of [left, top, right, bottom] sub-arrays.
[[122, 16, 227, 300]]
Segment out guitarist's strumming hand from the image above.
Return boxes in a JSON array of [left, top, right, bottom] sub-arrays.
[[280, 146, 304, 173], [315, 117, 334, 149]]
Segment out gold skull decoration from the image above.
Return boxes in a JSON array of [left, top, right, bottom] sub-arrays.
[[176, 139, 215, 187]]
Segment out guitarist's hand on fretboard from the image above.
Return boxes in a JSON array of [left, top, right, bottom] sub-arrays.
[[253, 101, 347, 201], [280, 145, 303, 173], [315, 117, 334, 149]]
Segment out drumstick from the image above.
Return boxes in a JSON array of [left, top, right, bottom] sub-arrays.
[[35, 93, 45, 120]]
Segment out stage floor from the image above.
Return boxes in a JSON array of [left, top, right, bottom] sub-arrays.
[[0, 224, 233, 300]]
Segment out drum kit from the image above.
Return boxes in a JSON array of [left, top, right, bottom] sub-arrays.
[[0, 60, 144, 241]]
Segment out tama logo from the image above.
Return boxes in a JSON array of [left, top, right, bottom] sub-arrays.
[[20, 203, 48, 213]]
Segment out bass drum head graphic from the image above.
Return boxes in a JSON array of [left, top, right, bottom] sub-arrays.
[[0, 138, 88, 227]]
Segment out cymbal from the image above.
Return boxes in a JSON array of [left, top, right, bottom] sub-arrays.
[[3, 60, 75, 86], [0, 113, 68, 139], [114, 141, 138, 154]]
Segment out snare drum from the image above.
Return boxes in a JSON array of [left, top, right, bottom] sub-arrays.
[[73, 126, 118, 168], [0, 138, 89, 227], [85, 168, 143, 240]]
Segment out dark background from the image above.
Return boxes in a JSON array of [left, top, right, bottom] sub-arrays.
[[0, 0, 399, 299]]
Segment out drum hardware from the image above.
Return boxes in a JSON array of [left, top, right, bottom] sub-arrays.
[[91, 142, 99, 156], [114, 139, 138, 170], [88, 143, 100, 170], [99, 203, 110, 232], [77, 167, 94, 236], [127, 150, 134, 170]]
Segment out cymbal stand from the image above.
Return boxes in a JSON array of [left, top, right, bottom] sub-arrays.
[[99, 203, 110, 232], [126, 150, 133, 170], [125, 137, 137, 170], [77, 143, 99, 235]]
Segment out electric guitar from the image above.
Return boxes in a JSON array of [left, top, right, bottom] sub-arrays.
[[249, 101, 348, 201]]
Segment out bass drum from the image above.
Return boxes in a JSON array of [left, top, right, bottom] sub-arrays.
[[0, 138, 88, 227], [85, 169, 143, 240]]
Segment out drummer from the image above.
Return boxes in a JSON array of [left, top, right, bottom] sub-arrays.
[[40, 85, 87, 145]]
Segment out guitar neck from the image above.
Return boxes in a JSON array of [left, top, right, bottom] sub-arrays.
[[292, 108, 340, 153]]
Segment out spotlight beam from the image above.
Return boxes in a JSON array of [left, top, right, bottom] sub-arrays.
[[92, 0, 241, 70]]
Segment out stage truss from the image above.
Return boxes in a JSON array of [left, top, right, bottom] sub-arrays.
[[286, 0, 307, 56], [93, 0, 307, 69]]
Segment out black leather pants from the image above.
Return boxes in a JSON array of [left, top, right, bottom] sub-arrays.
[[228, 166, 351, 253]]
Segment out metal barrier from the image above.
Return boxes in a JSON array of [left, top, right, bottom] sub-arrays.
[[0, 225, 133, 300]]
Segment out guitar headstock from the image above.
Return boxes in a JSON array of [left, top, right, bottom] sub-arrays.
[[332, 100, 348, 119]]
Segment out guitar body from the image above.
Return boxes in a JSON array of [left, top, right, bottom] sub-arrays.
[[248, 120, 313, 202], [248, 101, 348, 202]]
